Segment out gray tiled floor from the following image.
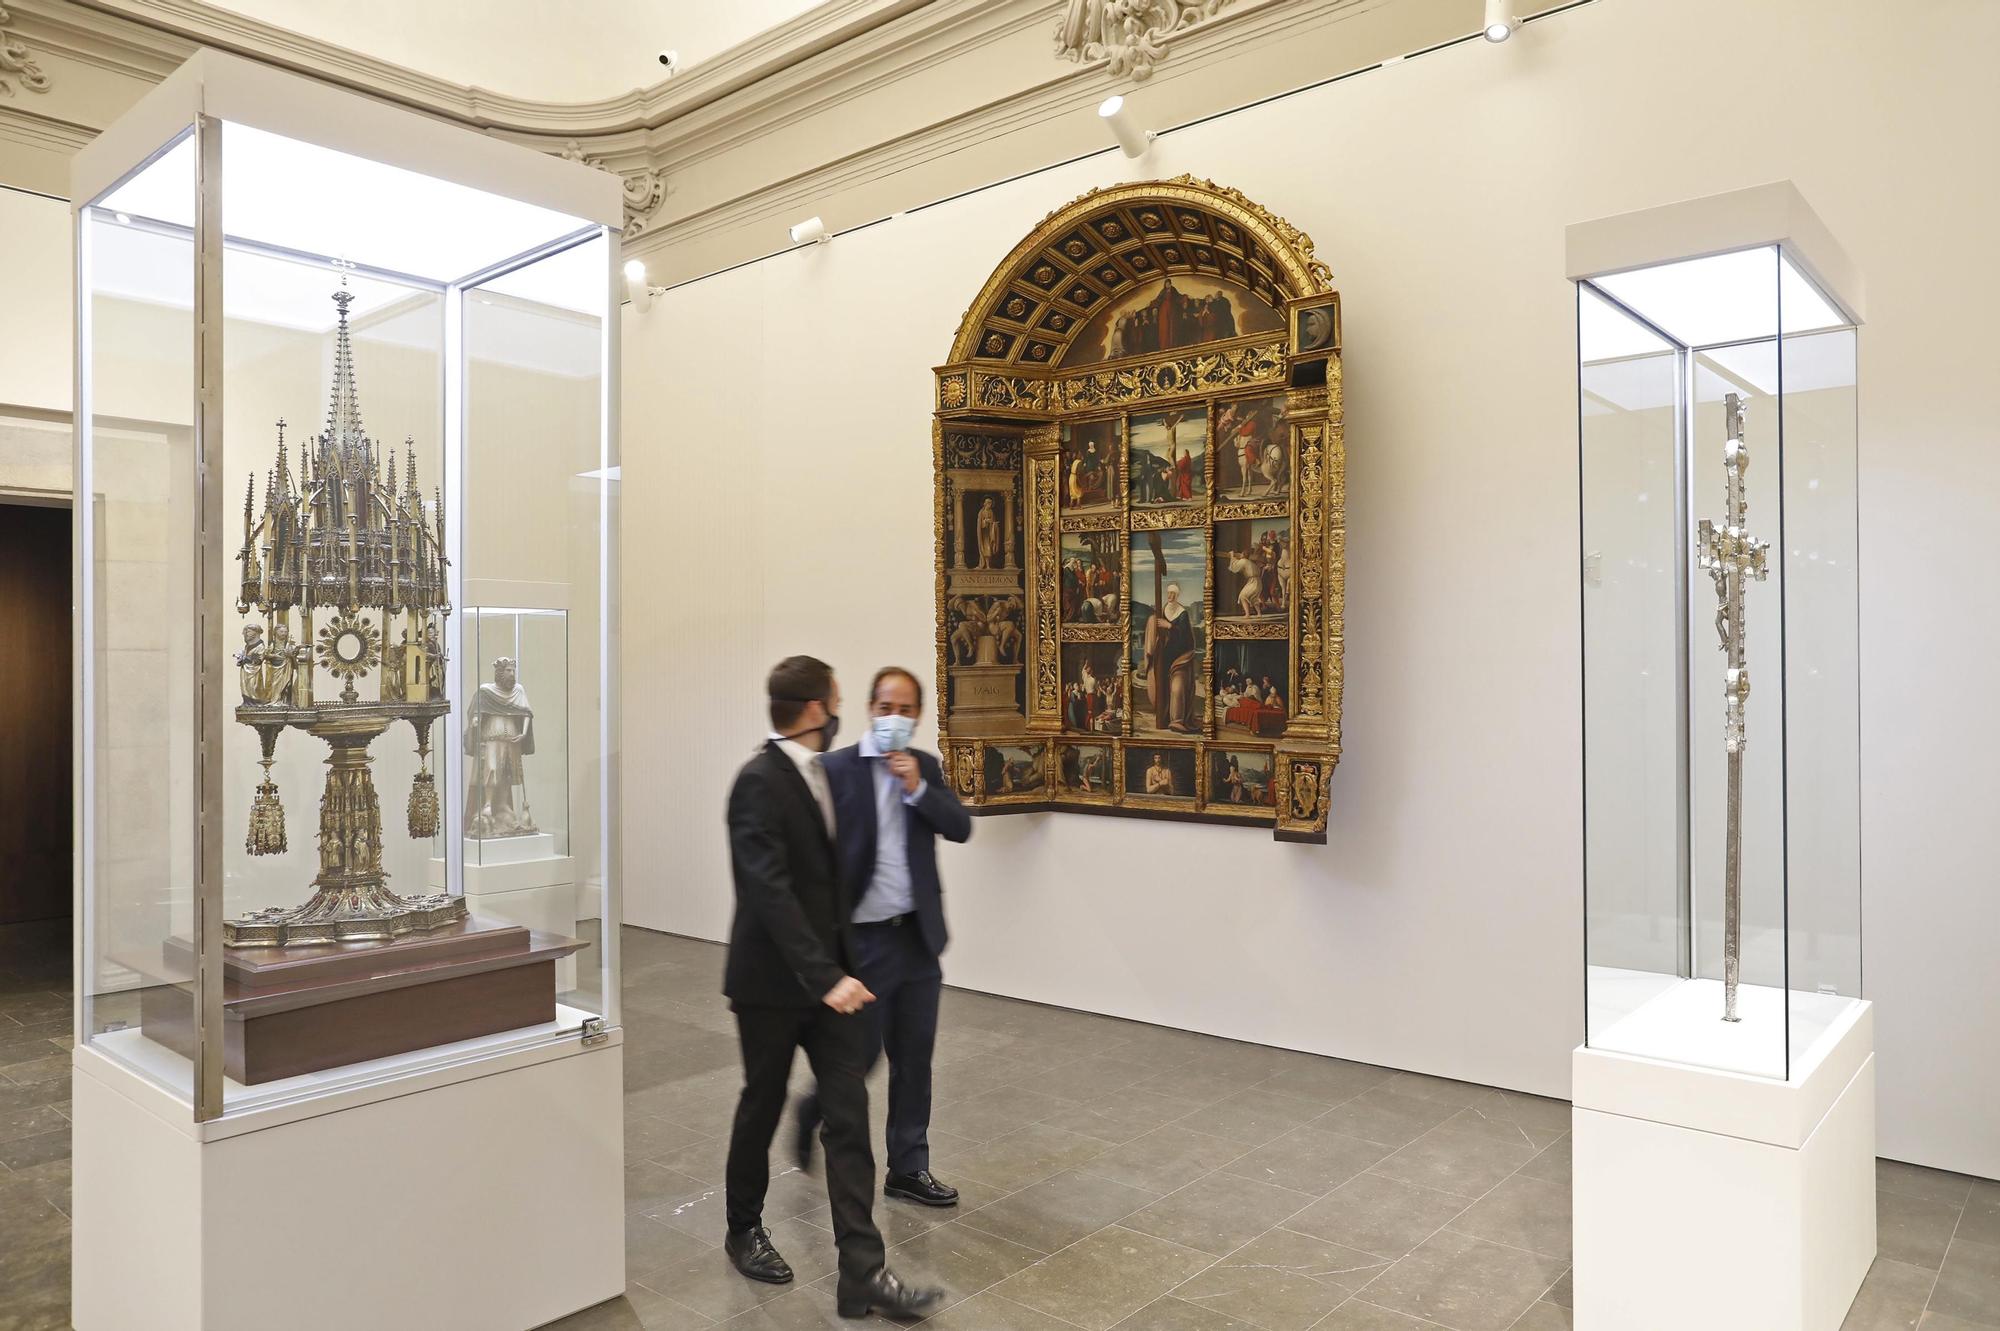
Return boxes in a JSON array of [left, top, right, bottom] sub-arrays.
[[3, 921, 1997, 1330]]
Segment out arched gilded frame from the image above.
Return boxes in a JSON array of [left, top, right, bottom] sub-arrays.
[[933, 176, 1343, 842]]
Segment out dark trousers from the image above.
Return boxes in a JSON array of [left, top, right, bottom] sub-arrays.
[[726, 1005, 885, 1287], [803, 920, 943, 1177]]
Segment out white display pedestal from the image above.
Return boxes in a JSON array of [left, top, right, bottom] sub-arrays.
[[1573, 982, 1875, 1331], [432, 840, 580, 991], [71, 1018, 624, 1331]]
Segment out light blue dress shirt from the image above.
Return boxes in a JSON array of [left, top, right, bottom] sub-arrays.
[[852, 729, 926, 923]]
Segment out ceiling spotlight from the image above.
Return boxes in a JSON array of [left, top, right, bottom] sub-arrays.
[[1483, 0, 1520, 42], [790, 215, 829, 246], [623, 258, 655, 314], [1098, 95, 1152, 159]]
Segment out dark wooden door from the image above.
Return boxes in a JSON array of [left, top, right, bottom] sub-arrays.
[[0, 502, 71, 924]]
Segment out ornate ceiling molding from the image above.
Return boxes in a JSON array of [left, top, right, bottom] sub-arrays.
[[0, 4, 53, 96], [1055, 0, 1239, 82], [559, 138, 667, 237]]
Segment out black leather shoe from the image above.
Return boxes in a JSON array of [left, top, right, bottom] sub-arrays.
[[837, 1267, 945, 1320], [724, 1227, 794, 1285], [884, 1170, 959, 1208], [793, 1094, 819, 1173]]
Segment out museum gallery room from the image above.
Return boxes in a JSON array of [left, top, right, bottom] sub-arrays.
[[0, 0, 1995, 1328]]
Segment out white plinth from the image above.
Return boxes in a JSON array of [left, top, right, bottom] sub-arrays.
[[72, 1025, 625, 1331], [1573, 985, 1875, 1331]]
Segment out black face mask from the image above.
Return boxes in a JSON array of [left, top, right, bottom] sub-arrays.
[[778, 700, 839, 751]]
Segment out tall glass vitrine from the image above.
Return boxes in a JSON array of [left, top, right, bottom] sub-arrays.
[[73, 53, 622, 1124], [1578, 236, 1861, 1083]]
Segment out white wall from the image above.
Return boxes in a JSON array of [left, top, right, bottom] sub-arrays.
[[623, 0, 2000, 1178], [0, 187, 73, 413]]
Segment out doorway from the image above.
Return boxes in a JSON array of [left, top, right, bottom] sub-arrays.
[[0, 500, 72, 925]]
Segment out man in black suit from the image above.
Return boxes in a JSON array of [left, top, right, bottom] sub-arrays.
[[722, 655, 941, 1320], [794, 666, 972, 1209]]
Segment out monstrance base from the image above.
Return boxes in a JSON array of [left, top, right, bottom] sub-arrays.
[[225, 887, 468, 948]]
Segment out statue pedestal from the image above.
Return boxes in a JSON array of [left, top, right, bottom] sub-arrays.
[[1572, 986, 1875, 1330], [948, 663, 1024, 737]]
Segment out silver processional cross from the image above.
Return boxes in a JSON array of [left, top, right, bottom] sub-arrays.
[[1695, 392, 1768, 1023]]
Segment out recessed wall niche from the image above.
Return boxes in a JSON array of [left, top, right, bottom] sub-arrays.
[[933, 176, 1344, 842]]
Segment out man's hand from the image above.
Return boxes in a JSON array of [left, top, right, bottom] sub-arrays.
[[885, 751, 921, 795], [822, 976, 875, 1015]]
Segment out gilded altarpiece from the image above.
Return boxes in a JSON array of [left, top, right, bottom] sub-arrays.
[[934, 177, 1344, 842]]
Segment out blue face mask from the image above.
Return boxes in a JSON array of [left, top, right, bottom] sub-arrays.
[[870, 714, 915, 753]]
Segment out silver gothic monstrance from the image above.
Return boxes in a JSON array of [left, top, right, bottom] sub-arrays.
[[1695, 392, 1769, 1022]]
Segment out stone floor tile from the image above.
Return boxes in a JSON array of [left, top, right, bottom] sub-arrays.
[[994, 1225, 1217, 1331], [1170, 1226, 1393, 1330], [881, 1218, 1047, 1309], [1112, 1295, 1260, 1329], [956, 1167, 1159, 1254], [1358, 1230, 1566, 1331], [1878, 1189, 1964, 1270], [1124, 1172, 1318, 1257], [929, 1083, 1069, 1143], [1434, 1108, 1563, 1154], [716, 1283, 849, 1328], [1041, 1090, 1200, 1145], [1366, 1124, 1540, 1202], [1221, 1125, 1393, 1197], [1251, 1059, 1394, 1108], [1508, 1303, 1573, 1330], [1957, 1181, 2000, 1248], [1132, 1065, 1264, 1109], [1377, 1074, 1492, 1109], [949, 1121, 1111, 1192], [923, 1289, 1100, 1330], [1033, 1053, 1162, 1102], [1286, 1173, 1471, 1261], [625, 1212, 716, 1288], [1928, 1237, 2000, 1325], [1310, 1299, 1449, 1329], [1444, 1175, 1571, 1261], [639, 1249, 786, 1325], [1877, 1159, 1978, 1210], [1071, 1122, 1244, 1192], [1514, 1137, 1570, 1189], [626, 1111, 714, 1166], [0, 1054, 67, 1086], [1541, 1268, 1570, 1309], [1919, 1313, 1999, 1330], [625, 1161, 718, 1220], [0, 1126, 72, 1171], [1837, 1256, 1937, 1330], [800, 1174, 1011, 1247], [0, 1102, 67, 1147], [545, 1282, 716, 1328], [1306, 1090, 1462, 1151], [1176, 1089, 1331, 1148]]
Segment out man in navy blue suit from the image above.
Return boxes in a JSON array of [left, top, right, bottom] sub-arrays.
[[794, 665, 972, 1208]]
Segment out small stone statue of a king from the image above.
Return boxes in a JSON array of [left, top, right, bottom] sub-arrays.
[[463, 656, 539, 838]]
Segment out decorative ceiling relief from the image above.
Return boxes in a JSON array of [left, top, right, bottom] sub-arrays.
[[0, 5, 52, 97], [559, 138, 669, 237], [1055, 0, 1238, 81]]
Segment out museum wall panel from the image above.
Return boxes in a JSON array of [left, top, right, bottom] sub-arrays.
[[622, 0, 2000, 1176]]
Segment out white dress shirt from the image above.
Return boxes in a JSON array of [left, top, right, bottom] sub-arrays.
[[769, 733, 834, 834]]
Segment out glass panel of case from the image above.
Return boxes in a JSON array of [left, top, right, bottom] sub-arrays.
[[1580, 245, 1861, 1082], [76, 110, 618, 1117], [78, 130, 199, 1103]]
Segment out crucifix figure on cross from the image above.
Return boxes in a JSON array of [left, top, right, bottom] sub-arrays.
[[1696, 391, 1769, 1023]]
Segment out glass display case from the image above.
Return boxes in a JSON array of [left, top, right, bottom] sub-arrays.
[[73, 54, 621, 1123], [1578, 233, 1861, 1082]]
